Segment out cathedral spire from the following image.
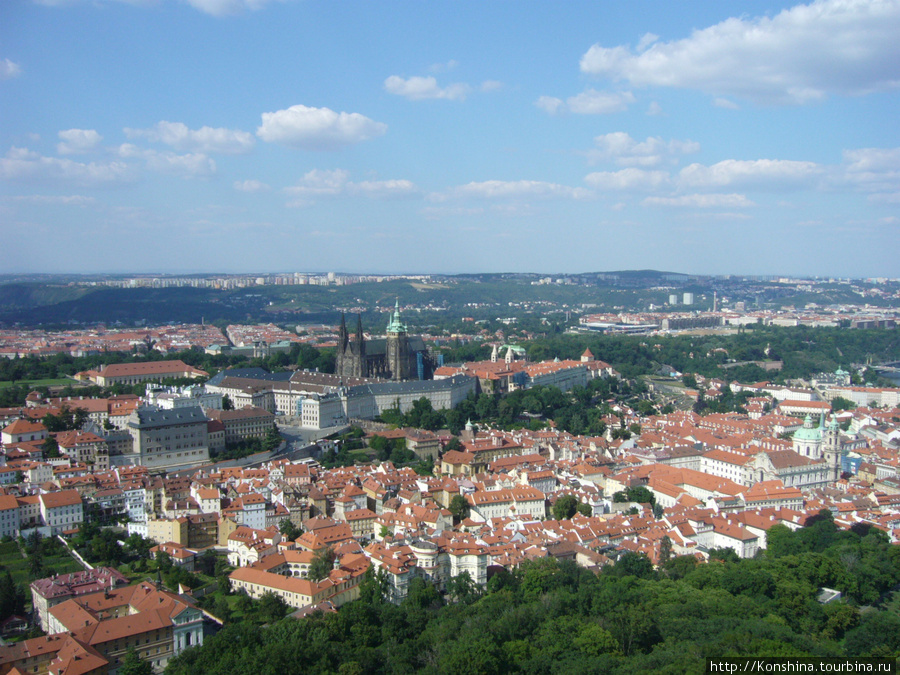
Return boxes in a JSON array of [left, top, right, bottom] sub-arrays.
[[355, 313, 364, 343], [386, 298, 407, 333], [339, 312, 348, 347]]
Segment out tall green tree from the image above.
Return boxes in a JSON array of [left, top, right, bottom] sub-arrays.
[[308, 546, 336, 582], [119, 648, 154, 675], [448, 495, 470, 523], [551, 495, 578, 520]]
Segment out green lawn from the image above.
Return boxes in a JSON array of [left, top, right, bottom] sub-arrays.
[[0, 539, 83, 597], [0, 378, 74, 390], [0, 540, 23, 565]]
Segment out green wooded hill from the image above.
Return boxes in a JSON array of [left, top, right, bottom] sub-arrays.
[[165, 513, 900, 675], [0, 275, 889, 327]]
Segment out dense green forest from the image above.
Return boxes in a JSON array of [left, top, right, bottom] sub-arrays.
[[515, 326, 900, 382], [165, 512, 900, 674]]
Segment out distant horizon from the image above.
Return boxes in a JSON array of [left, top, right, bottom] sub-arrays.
[[2, 269, 896, 282]]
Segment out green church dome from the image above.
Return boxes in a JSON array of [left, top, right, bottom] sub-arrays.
[[793, 414, 823, 442]]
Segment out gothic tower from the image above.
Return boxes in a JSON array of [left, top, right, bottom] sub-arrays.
[[386, 299, 410, 381], [354, 314, 366, 378], [336, 312, 366, 379], [336, 312, 350, 379]]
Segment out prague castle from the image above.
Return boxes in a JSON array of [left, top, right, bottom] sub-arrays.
[[335, 301, 439, 381]]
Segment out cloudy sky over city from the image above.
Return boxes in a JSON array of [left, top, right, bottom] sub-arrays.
[[1, 0, 898, 276]]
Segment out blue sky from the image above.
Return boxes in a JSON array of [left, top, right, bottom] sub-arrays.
[[1, 0, 898, 277]]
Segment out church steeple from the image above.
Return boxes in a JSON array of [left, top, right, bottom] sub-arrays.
[[354, 313, 366, 377], [339, 312, 348, 348], [386, 298, 407, 334]]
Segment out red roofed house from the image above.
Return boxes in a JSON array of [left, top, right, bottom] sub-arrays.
[[0, 633, 108, 675], [55, 430, 110, 472], [229, 552, 369, 610], [227, 526, 281, 567], [78, 360, 208, 387], [1, 419, 47, 445], [38, 489, 83, 535], [30, 567, 129, 632], [45, 580, 219, 673]]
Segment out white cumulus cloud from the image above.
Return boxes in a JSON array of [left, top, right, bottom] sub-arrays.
[[32, 0, 278, 15], [841, 147, 900, 194], [125, 121, 254, 154], [284, 169, 417, 200], [350, 179, 418, 197], [536, 90, 635, 115], [429, 60, 459, 73], [0, 147, 134, 186], [714, 98, 741, 110], [233, 179, 270, 192], [0, 58, 22, 80], [567, 89, 636, 114], [587, 132, 700, 167], [535, 96, 565, 115], [643, 193, 755, 208], [584, 168, 670, 191], [183, 0, 278, 17], [116, 144, 215, 178], [678, 159, 824, 189], [5, 194, 96, 206], [843, 147, 900, 172], [285, 169, 350, 196], [57, 129, 103, 155], [384, 75, 470, 101], [453, 180, 593, 200], [580, 0, 900, 104], [257, 105, 387, 150]]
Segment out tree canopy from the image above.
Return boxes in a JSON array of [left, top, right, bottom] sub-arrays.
[[164, 512, 900, 674]]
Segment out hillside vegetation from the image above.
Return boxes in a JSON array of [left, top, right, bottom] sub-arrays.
[[166, 513, 900, 674]]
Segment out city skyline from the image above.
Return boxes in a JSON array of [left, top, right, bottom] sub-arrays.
[[1, 0, 898, 277]]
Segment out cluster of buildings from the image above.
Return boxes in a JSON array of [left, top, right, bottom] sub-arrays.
[[579, 308, 899, 335], [83, 272, 437, 290], [0, 568, 220, 675], [435, 346, 615, 395], [0, 374, 895, 674], [0, 325, 227, 360], [0, 325, 899, 673], [0, 378, 277, 479], [143, 393, 899, 607]]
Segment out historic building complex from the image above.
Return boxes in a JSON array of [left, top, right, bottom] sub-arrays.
[[335, 302, 439, 381]]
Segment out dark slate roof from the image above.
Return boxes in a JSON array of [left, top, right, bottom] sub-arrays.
[[128, 405, 208, 429], [363, 337, 428, 357], [290, 371, 377, 388], [350, 375, 473, 397], [206, 368, 291, 387]]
